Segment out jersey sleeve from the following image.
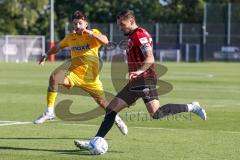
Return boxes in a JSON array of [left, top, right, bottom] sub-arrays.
[[58, 35, 69, 48], [136, 31, 153, 55]]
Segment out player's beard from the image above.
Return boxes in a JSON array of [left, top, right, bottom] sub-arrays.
[[74, 28, 82, 34], [123, 30, 131, 36], [123, 28, 134, 36], [124, 32, 130, 36], [121, 28, 131, 36]]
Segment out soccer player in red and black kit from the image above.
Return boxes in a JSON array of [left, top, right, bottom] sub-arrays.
[[74, 10, 207, 150]]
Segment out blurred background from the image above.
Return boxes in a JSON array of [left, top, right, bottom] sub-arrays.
[[0, 0, 240, 62]]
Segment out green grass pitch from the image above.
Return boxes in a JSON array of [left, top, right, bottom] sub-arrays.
[[0, 62, 239, 160]]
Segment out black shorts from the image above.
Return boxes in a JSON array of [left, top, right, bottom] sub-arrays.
[[116, 77, 159, 106]]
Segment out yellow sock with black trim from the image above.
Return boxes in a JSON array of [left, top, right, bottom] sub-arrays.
[[47, 91, 57, 108]]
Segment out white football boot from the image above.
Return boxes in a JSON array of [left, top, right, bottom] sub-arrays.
[[74, 140, 90, 150], [190, 101, 207, 120], [115, 114, 128, 135], [34, 112, 55, 124]]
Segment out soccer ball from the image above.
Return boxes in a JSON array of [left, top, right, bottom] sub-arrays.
[[89, 136, 108, 155]]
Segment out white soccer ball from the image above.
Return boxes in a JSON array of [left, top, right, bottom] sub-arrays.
[[89, 136, 108, 155]]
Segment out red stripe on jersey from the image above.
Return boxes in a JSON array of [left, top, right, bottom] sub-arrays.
[[127, 27, 156, 79]]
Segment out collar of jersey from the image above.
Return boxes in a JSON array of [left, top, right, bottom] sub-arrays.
[[129, 27, 140, 36]]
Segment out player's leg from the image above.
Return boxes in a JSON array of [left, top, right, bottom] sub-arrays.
[[46, 71, 71, 113], [140, 78, 206, 120], [82, 81, 128, 135], [145, 99, 188, 118], [146, 100, 207, 120], [94, 79, 140, 138], [92, 95, 109, 109], [143, 91, 207, 120], [74, 81, 137, 150], [74, 96, 128, 150], [93, 95, 127, 134], [34, 70, 71, 124], [95, 96, 129, 137]]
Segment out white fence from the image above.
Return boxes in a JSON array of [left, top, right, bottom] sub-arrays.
[[155, 49, 181, 63], [0, 35, 45, 62]]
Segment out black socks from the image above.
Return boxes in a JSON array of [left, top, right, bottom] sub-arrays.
[[96, 109, 117, 138], [152, 104, 188, 119]]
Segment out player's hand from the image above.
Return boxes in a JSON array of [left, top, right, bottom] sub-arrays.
[[83, 29, 93, 35], [39, 55, 47, 66], [129, 70, 144, 80]]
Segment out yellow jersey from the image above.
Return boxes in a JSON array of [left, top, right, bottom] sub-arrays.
[[58, 29, 103, 83]]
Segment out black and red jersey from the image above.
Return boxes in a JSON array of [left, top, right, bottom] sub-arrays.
[[127, 27, 156, 79]]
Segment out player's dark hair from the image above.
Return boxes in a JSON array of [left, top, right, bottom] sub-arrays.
[[72, 10, 87, 21], [117, 9, 135, 20]]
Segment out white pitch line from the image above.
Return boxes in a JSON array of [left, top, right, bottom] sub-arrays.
[[62, 123, 98, 127], [1, 120, 240, 135], [132, 126, 179, 131], [132, 126, 240, 134], [62, 123, 240, 134], [0, 121, 19, 123], [0, 121, 32, 126], [211, 105, 225, 108], [171, 72, 215, 78]]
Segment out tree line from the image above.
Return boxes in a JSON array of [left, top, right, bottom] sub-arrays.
[[0, 0, 237, 40]]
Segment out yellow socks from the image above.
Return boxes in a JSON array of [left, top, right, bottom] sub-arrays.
[[47, 91, 57, 108]]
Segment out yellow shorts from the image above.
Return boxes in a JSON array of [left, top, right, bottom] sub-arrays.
[[66, 71, 104, 98]]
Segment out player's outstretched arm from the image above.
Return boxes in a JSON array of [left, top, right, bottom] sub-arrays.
[[83, 29, 109, 45], [39, 44, 62, 65]]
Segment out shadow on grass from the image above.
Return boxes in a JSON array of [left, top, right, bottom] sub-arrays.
[[0, 137, 112, 140], [0, 146, 124, 155], [0, 137, 89, 140], [0, 146, 88, 155]]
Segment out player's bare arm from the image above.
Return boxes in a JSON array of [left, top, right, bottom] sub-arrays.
[[73, 17, 108, 45], [83, 29, 109, 45], [129, 48, 154, 79], [39, 44, 62, 65]]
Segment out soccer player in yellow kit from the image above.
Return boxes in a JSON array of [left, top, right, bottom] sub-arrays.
[[34, 10, 128, 135]]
